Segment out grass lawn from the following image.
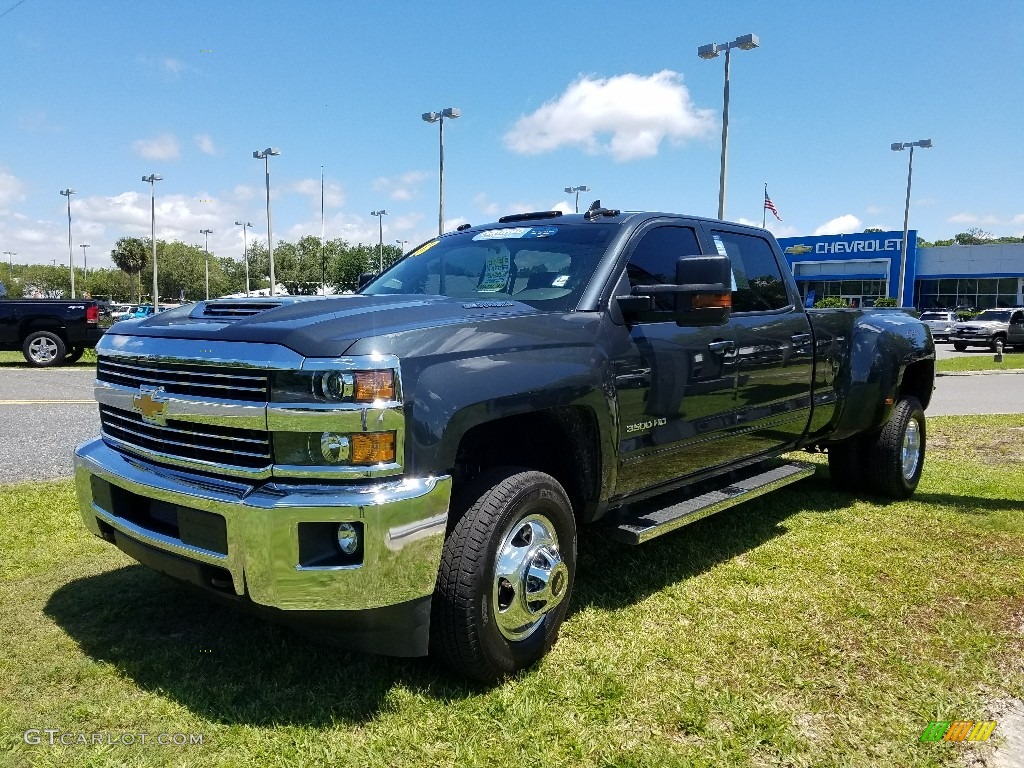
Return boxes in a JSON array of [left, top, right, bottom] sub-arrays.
[[2, 415, 1023, 767], [0, 349, 97, 370], [936, 351, 1024, 373]]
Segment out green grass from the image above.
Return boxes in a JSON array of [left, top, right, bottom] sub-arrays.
[[0, 349, 97, 370], [936, 351, 1024, 373], [2, 415, 1023, 767]]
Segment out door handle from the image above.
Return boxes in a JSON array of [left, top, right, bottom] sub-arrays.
[[708, 340, 735, 354], [791, 333, 812, 346]]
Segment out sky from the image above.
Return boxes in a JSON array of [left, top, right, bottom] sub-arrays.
[[2, 0, 1023, 273]]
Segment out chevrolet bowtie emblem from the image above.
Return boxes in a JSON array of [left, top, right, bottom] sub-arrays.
[[133, 387, 169, 425], [784, 244, 813, 255]]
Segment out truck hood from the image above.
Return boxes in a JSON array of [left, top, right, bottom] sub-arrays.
[[103, 295, 542, 358], [954, 320, 1004, 331]]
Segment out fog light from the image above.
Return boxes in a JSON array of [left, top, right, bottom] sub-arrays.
[[320, 432, 350, 463], [336, 522, 359, 555]]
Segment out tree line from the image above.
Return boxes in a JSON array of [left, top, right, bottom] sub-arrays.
[[3, 236, 408, 301]]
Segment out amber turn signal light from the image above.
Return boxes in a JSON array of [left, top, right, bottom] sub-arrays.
[[350, 432, 396, 464], [353, 371, 395, 401], [693, 293, 732, 309]]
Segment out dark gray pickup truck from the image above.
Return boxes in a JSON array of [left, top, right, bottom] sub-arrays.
[[73, 207, 934, 681], [0, 283, 104, 366]]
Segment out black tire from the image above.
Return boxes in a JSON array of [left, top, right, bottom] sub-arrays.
[[827, 435, 868, 493], [22, 331, 66, 367], [64, 346, 85, 363], [953, 341, 967, 351], [864, 396, 926, 499], [431, 467, 576, 683]]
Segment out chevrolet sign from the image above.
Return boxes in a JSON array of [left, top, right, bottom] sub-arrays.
[[133, 387, 169, 425]]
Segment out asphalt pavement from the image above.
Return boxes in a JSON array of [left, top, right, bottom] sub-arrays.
[[0, 348, 1021, 485]]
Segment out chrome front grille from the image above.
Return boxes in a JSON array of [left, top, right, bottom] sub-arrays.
[[97, 358, 269, 402], [100, 405, 271, 470]]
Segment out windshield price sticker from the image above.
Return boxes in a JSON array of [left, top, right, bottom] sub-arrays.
[[473, 226, 558, 241], [478, 252, 511, 292]]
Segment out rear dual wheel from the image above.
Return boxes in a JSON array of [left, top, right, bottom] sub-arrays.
[[828, 395, 926, 500], [431, 468, 576, 683]]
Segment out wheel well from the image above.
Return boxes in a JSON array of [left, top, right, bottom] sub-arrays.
[[20, 321, 66, 343], [899, 360, 934, 411], [451, 406, 601, 520]]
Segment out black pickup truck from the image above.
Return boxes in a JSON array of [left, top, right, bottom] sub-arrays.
[[73, 207, 934, 681], [0, 283, 104, 365]]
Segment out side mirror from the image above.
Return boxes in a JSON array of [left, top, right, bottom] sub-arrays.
[[357, 272, 375, 291], [615, 254, 732, 326]]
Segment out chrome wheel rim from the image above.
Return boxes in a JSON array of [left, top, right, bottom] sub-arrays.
[[492, 513, 569, 642], [29, 337, 58, 363], [901, 418, 922, 481]]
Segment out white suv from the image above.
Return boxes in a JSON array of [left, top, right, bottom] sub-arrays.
[[919, 310, 957, 341]]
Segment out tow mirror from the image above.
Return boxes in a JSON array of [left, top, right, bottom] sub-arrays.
[[615, 254, 732, 326]]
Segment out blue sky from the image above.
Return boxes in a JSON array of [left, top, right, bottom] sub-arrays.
[[2, 0, 1023, 271]]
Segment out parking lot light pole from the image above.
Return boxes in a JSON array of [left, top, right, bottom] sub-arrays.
[[395, 239, 407, 255], [371, 210, 388, 272], [4, 251, 16, 283], [79, 243, 90, 294], [563, 185, 590, 214], [422, 107, 460, 236], [697, 33, 760, 221], [199, 228, 213, 300], [891, 139, 933, 307], [59, 188, 77, 297], [141, 174, 162, 310], [253, 148, 280, 296], [235, 221, 253, 296]]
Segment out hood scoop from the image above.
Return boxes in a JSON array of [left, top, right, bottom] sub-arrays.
[[194, 301, 284, 319]]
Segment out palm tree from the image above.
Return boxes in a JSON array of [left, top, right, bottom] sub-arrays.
[[110, 237, 149, 303]]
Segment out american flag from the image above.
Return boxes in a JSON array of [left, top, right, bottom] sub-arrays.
[[764, 189, 782, 221]]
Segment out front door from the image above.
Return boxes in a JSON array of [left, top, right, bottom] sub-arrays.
[[612, 221, 744, 497]]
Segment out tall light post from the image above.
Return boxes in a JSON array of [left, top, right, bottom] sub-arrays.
[[421, 107, 460, 236], [891, 139, 933, 307], [395, 239, 408, 254], [564, 185, 590, 214], [79, 243, 90, 295], [253, 147, 280, 296], [141, 174, 162, 310], [199, 228, 213, 300], [697, 33, 760, 221], [235, 221, 253, 297], [3, 251, 15, 284], [371, 210, 388, 272], [59, 188, 76, 297]]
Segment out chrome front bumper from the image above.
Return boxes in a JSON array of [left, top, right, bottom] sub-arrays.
[[74, 438, 451, 613]]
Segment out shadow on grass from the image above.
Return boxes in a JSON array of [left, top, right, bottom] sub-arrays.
[[44, 565, 474, 726]]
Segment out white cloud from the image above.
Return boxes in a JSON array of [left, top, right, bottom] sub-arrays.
[[550, 200, 574, 215], [162, 58, 185, 77], [232, 184, 259, 202], [132, 134, 180, 161], [373, 171, 429, 202], [736, 217, 800, 238], [0, 169, 27, 209], [195, 134, 217, 155], [504, 70, 715, 162], [473, 193, 499, 216], [291, 178, 345, 209], [1012, 214, 1024, 225], [814, 215, 862, 236]]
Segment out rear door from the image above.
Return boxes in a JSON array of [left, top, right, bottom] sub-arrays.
[[1010, 310, 1024, 344], [701, 226, 815, 455]]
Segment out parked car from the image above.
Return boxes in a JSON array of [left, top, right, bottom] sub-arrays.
[[110, 304, 137, 321], [951, 308, 1024, 351], [0, 282, 104, 366], [919, 310, 957, 341], [130, 305, 155, 319]]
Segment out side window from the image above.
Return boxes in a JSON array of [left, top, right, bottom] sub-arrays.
[[710, 230, 792, 312], [626, 226, 701, 310]]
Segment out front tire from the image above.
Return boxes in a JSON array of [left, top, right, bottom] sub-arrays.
[[865, 396, 926, 499], [431, 468, 576, 683], [23, 331, 66, 367], [953, 341, 967, 351]]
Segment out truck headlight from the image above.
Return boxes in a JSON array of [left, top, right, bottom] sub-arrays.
[[274, 431, 397, 466], [272, 369, 396, 404]]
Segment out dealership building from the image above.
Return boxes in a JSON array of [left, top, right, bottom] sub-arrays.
[[776, 230, 1024, 310]]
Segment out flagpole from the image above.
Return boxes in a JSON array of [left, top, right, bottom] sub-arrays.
[[762, 183, 767, 228]]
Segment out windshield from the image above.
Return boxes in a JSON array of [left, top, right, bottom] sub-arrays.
[[974, 310, 1011, 322], [920, 313, 951, 320], [361, 223, 618, 311]]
